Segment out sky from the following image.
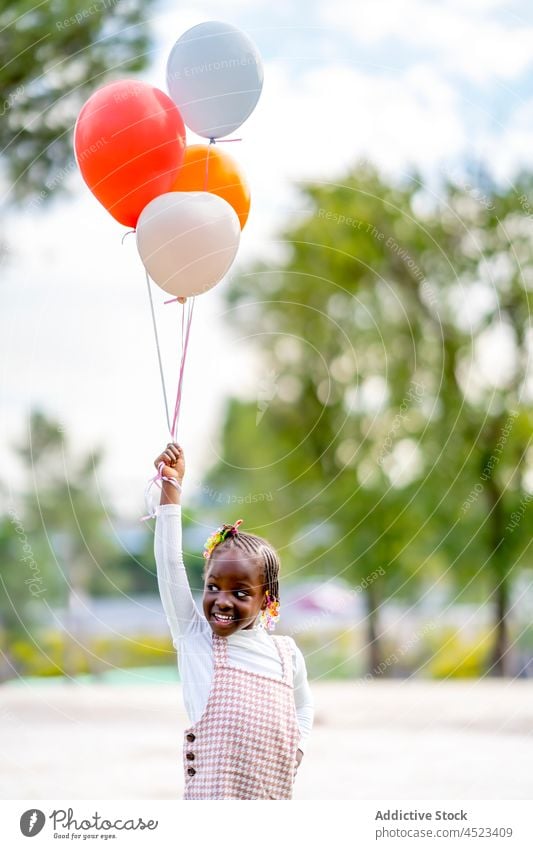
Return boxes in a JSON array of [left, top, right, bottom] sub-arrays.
[[2, 0, 533, 517]]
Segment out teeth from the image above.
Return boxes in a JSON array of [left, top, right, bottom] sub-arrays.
[[214, 614, 234, 621]]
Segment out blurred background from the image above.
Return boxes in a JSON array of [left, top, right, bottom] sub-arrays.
[[1, 0, 532, 799]]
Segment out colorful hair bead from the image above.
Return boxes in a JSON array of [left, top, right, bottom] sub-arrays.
[[203, 518, 243, 560], [258, 592, 280, 632]]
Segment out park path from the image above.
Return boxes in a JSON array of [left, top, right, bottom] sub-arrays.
[[1, 680, 532, 799]]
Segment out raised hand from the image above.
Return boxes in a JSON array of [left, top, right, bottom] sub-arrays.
[[154, 442, 185, 483]]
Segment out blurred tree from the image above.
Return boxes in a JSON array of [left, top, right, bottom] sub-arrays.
[[0, 0, 156, 202], [205, 164, 532, 676], [0, 516, 54, 679], [5, 411, 131, 674], [118, 505, 206, 598], [14, 410, 127, 597], [0, 410, 131, 677]]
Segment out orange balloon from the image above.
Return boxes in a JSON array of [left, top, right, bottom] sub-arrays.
[[170, 144, 250, 229]]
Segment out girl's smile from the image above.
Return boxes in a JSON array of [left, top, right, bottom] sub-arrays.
[[203, 549, 266, 636]]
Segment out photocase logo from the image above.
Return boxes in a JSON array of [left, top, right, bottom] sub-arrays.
[[20, 809, 45, 836]]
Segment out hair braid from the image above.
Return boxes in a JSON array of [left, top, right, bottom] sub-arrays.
[[203, 527, 281, 604]]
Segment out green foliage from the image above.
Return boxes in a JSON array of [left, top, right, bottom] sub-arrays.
[[116, 509, 205, 598], [0, 0, 156, 202], [207, 164, 533, 674], [113, 528, 157, 595], [13, 410, 126, 597], [0, 410, 139, 679], [9, 630, 174, 677], [0, 516, 60, 638]]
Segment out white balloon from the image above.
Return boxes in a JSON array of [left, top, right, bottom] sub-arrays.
[[136, 192, 241, 297], [166, 21, 263, 139]]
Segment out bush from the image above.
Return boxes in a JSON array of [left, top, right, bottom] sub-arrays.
[[290, 628, 364, 679], [9, 631, 175, 678], [424, 628, 492, 678]]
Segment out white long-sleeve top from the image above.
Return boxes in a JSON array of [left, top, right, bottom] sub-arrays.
[[154, 503, 314, 752]]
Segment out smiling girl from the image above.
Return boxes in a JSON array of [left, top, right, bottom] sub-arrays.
[[153, 442, 314, 800]]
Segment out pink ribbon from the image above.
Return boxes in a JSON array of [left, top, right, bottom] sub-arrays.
[[141, 462, 181, 521], [170, 297, 195, 441]]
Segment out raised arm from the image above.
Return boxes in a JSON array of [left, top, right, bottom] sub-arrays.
[[153, 443, 203, 642]]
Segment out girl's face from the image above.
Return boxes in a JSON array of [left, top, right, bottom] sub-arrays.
[[203, 548, 267, 636]]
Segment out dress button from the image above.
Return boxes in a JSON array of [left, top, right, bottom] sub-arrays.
[[186, 733, 195, 742], [187, 767, 196, 776], [186, 752, 195, 761]]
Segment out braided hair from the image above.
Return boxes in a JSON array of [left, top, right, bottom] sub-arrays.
[[203, 523, 280, 606]]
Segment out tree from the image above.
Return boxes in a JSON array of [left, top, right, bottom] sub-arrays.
[[0, 0, 156, 202], [0, 410, 130, 678], [206, 164, 532, 676], [14, 410, 127, 597]]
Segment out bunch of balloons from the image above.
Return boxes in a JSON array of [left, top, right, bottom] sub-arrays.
[[74, 21, 263, 299]]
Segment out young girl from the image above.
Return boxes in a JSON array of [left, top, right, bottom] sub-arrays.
[[152, 442, 314, 800]]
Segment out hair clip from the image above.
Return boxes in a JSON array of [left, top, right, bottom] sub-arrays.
[[203, 518, 243, 559]]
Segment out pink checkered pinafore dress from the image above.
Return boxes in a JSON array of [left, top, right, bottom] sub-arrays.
[[182, 632, 300, 799]]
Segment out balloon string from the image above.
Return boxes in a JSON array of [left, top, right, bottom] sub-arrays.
[[202, 136, 242, 192], [203, 142, 211, 192], [140, 462, 181, 522], [140, 286, 193, 519], [121, 229, 135, 245], [145, 270, 171, 433], [181, 299, 185, 358], [171, 297, 195, 440], [209, 137, 242, 143]]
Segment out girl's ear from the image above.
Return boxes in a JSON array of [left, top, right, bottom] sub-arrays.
[[260, 590, 268, 610]]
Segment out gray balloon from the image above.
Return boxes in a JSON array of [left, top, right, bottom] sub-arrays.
[[166, 20, 263, 139]]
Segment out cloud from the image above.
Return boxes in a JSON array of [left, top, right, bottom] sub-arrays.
[[478, 95, 533, 180], [320, 0, 533, 84], [237, 58, 465, 213]]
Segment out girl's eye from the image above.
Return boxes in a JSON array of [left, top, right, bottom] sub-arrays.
[[207, 584, 218, 592], [235, 591, 248, 599]]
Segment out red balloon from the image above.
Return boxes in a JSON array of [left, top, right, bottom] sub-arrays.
[[74, 80, 186, 227]]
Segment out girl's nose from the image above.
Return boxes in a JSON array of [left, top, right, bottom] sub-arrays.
[[216, 594, 233, 609]]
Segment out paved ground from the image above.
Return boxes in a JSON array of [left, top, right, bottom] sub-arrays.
[[1, 679, 532, 799]]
